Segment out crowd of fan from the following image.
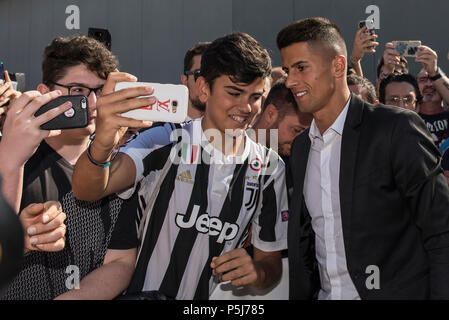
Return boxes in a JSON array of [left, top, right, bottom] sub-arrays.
[[0, 18, 448, 300]]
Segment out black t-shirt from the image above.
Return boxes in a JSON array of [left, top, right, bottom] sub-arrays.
[[419, 112, 449, 149], [0, 176, 24, 293], [1, 141, 137, 300]]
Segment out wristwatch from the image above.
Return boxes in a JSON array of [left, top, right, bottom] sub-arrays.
[[430, 67, 446, 81]]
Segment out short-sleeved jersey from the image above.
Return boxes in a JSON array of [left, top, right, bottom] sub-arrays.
[[119, 118, 288, 299]]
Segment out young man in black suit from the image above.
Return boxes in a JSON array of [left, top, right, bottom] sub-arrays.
[[277, 17, 449, 300]]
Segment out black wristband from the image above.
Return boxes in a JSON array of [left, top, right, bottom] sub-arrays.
[[86, 134, 119, 169], [430, 67, 444, 81]]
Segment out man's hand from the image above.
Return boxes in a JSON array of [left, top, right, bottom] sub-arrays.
[[91, 72, 155, 161], [0, 90, 73, 168], [211, 248, 259, 287], [351, 26, 379, 63], [0, 71, 21, 115], [381, 43, 402, 76], [20, 201, 66, 253], [416, 45, 438, 77]]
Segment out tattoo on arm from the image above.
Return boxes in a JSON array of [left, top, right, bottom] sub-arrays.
[[443, 80, 449, 91]]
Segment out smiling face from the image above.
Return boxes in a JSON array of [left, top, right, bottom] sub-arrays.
[[200, 75, 266, 138], [281, 42, 336, 116]]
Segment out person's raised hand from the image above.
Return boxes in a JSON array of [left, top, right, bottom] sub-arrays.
[[0, 90, 73, 168], [91, 72, 155, 156], [351, 26, 379, 63], [416, 45, 438, 77], [0, 71, 21, 115], [382, 42, 401, 75]]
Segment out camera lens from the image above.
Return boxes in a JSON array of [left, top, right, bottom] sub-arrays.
[[172, 101, 178, 107]]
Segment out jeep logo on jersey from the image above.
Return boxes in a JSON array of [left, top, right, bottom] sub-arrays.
[[175, 205, 239, 244]]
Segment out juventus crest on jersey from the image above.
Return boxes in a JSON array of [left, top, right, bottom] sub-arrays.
[[119, 119, 288, 299]]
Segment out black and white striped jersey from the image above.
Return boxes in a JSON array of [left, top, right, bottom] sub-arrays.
[[119, 118, 289, 300]]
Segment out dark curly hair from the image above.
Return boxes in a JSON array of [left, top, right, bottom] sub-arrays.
[[42, 35, 119, 85], [379, 73, 422, 104], [200, 32, 272, 90]]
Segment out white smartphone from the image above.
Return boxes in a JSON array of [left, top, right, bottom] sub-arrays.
[[115, 81, 188, 123], [392, 40, 422, 58]]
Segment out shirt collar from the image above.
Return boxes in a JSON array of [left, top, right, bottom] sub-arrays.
[[309, 96, 351, 140]]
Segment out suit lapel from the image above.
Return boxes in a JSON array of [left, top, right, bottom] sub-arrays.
[[339, 94, 364, 250], [289, 132, 311, 241]]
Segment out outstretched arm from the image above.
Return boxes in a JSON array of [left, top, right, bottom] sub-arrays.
[[72, 72, 155, 201]]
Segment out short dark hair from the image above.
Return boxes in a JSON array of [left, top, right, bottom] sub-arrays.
[[262, 78, 298, 120], [42, 35, 118, 85], [276, 17, 347, 60], [347, 74, 377, 104], [200, 32, 272, 90], [376, 56, 408, 79], [379, 73, 422, 104], [183, 42, 211, 72]]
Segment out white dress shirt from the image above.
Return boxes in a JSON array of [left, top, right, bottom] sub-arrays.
[[303, 97, 360, 300]]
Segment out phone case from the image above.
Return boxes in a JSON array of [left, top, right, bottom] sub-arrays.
[[0, 62, 5, 84], [115, 82, 188, 123], [392, 41, 421, 57], [34, 95, 89, 130]]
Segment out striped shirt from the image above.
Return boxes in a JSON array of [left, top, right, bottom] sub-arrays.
[[118, 118, 288, 299]]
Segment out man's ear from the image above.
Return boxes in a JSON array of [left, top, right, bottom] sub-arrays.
[[197, 76, 210, 105], [333, 55, 347, 79], [181, 74, 187, 86], [264, 104, 279, 126], [37, 83, 51, 94]]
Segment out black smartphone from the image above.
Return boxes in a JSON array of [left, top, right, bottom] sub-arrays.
[[359, 19, 375, 36], [0, 61, 5, 85], [34, 95, 89, 130]]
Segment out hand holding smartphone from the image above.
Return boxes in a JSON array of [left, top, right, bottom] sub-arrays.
[[115, 82, 188, 123], [0, 61, 5, 86], [392, 41, 422, 58], [34, 95, 89, 130], [359, 19, 376, 36]]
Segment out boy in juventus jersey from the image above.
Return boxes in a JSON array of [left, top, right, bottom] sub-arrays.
[[72, 32, 288, 299]]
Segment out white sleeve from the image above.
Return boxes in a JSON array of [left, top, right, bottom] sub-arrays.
[[117, 123, 176, 199], [251, 153, 288, 252]]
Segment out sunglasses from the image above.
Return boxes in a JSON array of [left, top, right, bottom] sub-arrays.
[[184, 69, 201, 81]]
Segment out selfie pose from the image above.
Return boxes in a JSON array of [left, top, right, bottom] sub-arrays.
[[72, 32, 288, 300]]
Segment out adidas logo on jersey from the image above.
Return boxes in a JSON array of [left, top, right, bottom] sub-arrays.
[[176, 170, 194, 184], [176, 205, 239, 244]]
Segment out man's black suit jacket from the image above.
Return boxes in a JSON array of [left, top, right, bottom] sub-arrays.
[[288, 94, 449, 299]]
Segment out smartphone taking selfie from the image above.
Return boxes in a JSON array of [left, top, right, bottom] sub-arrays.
[[115, 82, 188, 123], [34, 95, 89, 130]]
